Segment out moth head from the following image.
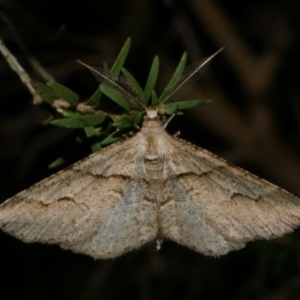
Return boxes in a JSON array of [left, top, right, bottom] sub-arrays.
[[146, 109, 158, 119]]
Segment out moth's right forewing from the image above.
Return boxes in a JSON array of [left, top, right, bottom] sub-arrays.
[[0, 135, 157, 259]]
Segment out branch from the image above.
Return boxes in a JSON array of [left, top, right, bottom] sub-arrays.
[[0, 38, 42, 104]]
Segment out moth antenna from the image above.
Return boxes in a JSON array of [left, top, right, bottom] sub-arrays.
[[159, 48, 224, 107], [77, 60, 146, 111]]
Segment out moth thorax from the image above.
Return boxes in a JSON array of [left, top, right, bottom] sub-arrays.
[[146, 110, 158, 119]]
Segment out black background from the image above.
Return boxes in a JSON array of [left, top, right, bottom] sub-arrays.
[[1, 0, 300, 299]]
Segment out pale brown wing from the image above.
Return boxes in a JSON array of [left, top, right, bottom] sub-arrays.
[[0, 137, 157, 259], [160, 136, 300, 256]]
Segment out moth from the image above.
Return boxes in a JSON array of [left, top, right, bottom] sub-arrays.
[[0, 49, 300, 259]]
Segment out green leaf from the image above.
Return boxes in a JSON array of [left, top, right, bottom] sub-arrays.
[[121, 67, 145, 102], [49, 156, 66, 169], [61, 111, 81, 118], [163, 99, 211, 115], [144, 56, 159, 104], [48, 136, 83, 169], [132, 111, 144, 124], [100, 131, 122, 146], [100, 84, 130, 111], [42, 115, 55, 126], [51, 113, 105, 128], [151, 90, 158, 107], [84, 126, 101, 152], [84, 87, 103, 107], [32, 81, 58, 104], [157, 52, 188, 104], [84, 38, 131, 108], [110, 37, 131, 74], [47, 82, 79, 107], [113, 114, 133, 129]]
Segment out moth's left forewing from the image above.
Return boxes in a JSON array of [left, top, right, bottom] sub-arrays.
[[161, 135, 300, 256]]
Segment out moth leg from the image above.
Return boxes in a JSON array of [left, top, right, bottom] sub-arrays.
[[163, 113, 176, 129], [156, 238, 163, 250]]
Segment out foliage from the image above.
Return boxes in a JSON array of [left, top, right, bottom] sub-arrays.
[[33, 38, 210, 168]]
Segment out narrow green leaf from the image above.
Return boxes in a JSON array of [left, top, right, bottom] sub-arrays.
[[113, 114, 133, 129], [151, 90, 158, 107], [110, 37, 131, 74], [98, 122, 113, 138], [144, 56, 159, 104], [132, 111, 144, 124], [48, 137, 82, 169], [100, 84, 130, 111], [51, 113, 105, 128], [49, 157, 66, 169], [42, 115, 55, 126], [83, 38, 131, 108], [62, 111, 81, 118], [32, 81, 58, 104], [84, 126, 101, 152], [84, 87, 103, 107], [47, 82, 79, 107], [121, 67, 145, 102], [157, 52, 188, 104], [163, 99, 211, 114], [176, 111, 184, 116], [100, 131, 122, 146]]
